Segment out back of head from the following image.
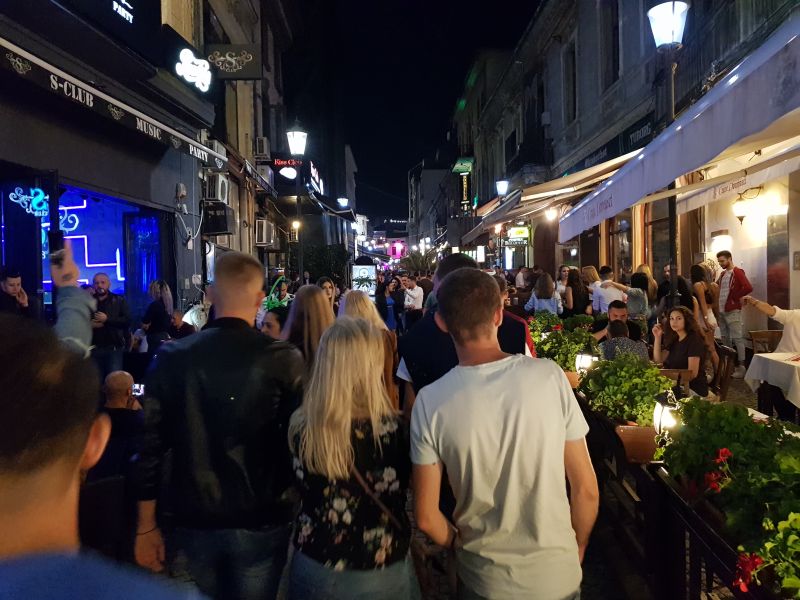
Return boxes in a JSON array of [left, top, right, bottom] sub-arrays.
[[213, 252, 265, 311], [582, 266, 600, 283], [104, 370, 134, 405], [636, 264, 653, 278], [492, 274, 508, 295], [434, 253, 478, 284], [268, 304, 290, 329], [690, 263, 709, 284], [567, 268, 585, 292], [437, 268, 501, 344], [608, 319, 629, 339], [0, 314, 99, 474], [291, 317, 393, 480], [284, 285, 335, 364], [535, 272, 554, 298], [630, 272, 649, 293], [338, 289, 387, 330], [599, 266, 614, 280]]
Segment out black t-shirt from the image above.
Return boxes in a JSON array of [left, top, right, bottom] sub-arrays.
[[664, 332, 708, 396], [292, 418, 411, 570], [142, 301, 171, 335], [169, 322, 196, 339]]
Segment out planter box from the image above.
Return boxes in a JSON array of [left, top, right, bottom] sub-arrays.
[[614, 424, 657, 464]]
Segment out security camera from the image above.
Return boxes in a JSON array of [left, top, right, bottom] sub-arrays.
[[176, 183, 188, 199]]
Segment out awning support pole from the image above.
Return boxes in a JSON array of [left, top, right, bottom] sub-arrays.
[[666, 51, 681, 308]]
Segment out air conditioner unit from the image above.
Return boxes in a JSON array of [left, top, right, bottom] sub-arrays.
[[202, 201, 235, 236], [254, 136, 271, 160], [256, 165, 275, 188], [541, 111, 552, 126], [255, 219, 278, 247], [205, 173, 229, 204], [208, 140, 227, 159]]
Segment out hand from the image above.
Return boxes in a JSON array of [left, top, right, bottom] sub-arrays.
[[742, 296, 756, 306], [652, 323, 663, 338], [16, 287, 28, 308], [50, 240, 80, 288], [135, 528, 166, 573], [93, 311, 108, 324]]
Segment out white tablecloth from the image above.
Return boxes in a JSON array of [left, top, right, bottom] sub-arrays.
[[745, 353, 800, 409]]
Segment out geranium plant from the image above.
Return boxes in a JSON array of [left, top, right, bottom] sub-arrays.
[[537, 328, 598, 373], [735, 513, 800, 597], [578, 354, 672, 426], [527, 312, 563, 346]]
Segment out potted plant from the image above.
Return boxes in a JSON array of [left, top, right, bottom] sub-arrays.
[[536, 328, 598, 388], [562, 314, 594, 332], [527, 312, 563, 347], [661, 399, 800, 597], [579, 354, 672, 462]]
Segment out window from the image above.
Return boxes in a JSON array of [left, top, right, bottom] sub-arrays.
[[563, 38, 577, 123], [599, 0, 621, 90], [609, 208, 632, 284], [645, 200, 670, 272]]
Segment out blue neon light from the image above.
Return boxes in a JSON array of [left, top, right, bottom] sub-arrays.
[[10, 187, 49, 217]]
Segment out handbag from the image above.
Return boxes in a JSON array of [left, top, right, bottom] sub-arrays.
[[351, 465, 438, 595]]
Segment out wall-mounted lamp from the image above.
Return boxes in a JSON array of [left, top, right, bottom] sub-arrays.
[[545, 207, 559, 221], [731, 186, 762, 224], [494, 224, 502, 234]]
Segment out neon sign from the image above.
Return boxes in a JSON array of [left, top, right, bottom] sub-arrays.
[[175, 49, 211, 92], [9, 187, 49, 217]]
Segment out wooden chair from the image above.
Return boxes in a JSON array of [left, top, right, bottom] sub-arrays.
[[660, 369, 694, 397], [750, 330, 783, 354], [709, 342, 737, 403]]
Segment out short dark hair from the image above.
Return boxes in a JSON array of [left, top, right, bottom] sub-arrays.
[[0, 315, 99, 473], [0, 267, 20, 282], [492, 274, 508, 294], [608, 300, 627, 312], [268, 304, 290, 328], [716, 250, 732, 259], [434, 253, 478, 282], [630, 272, 649, 292], [599, 266, 614, 278], [608, 320, 629, 339], [438, 269, 501, 344], [407, 276, 417, 282]]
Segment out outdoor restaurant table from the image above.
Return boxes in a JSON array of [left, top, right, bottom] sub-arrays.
[[745, 352, 800, 409]]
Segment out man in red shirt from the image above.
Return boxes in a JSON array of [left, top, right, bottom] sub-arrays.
[[716, 251, 753, 377]]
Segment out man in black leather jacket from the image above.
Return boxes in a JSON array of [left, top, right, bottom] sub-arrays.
[[135, 252, 304, 600]]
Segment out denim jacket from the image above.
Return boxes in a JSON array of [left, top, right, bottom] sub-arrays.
[[55, 286, 97, 356]]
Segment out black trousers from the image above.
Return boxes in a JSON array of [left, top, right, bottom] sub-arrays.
[[758, 382, 798, 423]]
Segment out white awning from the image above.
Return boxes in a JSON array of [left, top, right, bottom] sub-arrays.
[[461, 190, 522, 245], [558, 10, 800, 243]]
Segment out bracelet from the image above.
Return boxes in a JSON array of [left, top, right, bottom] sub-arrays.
[[136, 527, 158, 536]]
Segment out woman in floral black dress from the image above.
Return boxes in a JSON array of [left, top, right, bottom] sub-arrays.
[[287, 317, 417, 600]]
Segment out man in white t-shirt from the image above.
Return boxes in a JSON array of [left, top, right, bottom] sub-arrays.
[[403, 275, 424, 330], [592, 266, 625, 314], [411, 268, 599, 600], [742, 296, 799, 422]]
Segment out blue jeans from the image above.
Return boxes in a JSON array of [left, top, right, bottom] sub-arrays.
[[92, 347, 124, 381], [288, 550, 418, 600], [167, 524, 290, 600]]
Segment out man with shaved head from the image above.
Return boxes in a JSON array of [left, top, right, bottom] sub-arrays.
[[135, 251, 304, 599], [91, 272, 130, 380]]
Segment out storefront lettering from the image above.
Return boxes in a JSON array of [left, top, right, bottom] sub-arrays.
[[135, 117, 162, 140], [112, 0, 134, 24], [49, 75, 94, 108], [583, 147, 608, 169], [628, 123, 652, 147], [597, 195, 613, 214], [9, 187, 49, 217], [189, 144, 209, 162], [714, 176, 747, 198]]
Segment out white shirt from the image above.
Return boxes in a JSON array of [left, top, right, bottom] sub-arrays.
[[404, 285, 424, 310], [719, 270, 733, 312], [773, 307, 800, 353], [515, 271, 527, 288], [592, 281, 625, 313], [411, 355, 588, 599]]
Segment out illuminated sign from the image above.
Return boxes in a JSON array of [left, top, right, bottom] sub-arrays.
[[206, 44, 262, 80], [507, 226, 529, 239], [272, 158, 304, 168], [112, 0, 134, 23], [461, 175, 468, 202], [9, 187, 49, 217], [175, 49, 211, 92]]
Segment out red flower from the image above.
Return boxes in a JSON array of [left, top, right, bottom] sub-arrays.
[[552, 324, 563, 331], [733, 553, 764, 592], [715, 448, 733, 464], [704, 471, 722, 493]]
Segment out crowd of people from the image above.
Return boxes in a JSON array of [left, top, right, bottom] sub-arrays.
[[6, 240, 795, 600]]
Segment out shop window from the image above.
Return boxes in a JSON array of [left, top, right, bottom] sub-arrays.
[[599, 0, 621, 90], [609, 208, 632, 283], [563, 38, 577, 123], [645, 199, 670, 273]]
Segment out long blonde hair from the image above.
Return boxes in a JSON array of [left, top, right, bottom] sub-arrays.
[[282, 285, 335, 366], [636, 264, 658, 302], [289, 317, 395, 480], [338, 290, 387, 330], [148, 280, 173, 315], [581, 266, 600, 286]]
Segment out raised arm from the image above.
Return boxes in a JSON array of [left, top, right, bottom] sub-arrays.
[[742, 296, 777, 317], [652, 323, 668, 364]]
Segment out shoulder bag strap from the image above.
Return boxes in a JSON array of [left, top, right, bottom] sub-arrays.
[[351, 465, 403, 531]]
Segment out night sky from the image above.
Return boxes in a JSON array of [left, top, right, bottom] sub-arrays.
[[337, 0, 541, 220]]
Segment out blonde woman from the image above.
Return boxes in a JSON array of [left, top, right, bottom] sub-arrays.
[[581, 265, 602, 303], [288, 318, 415, 599], [636, 264, 659, 303], [142, 280, 173, 353], [282, 285, 335, 369], [338, 290, 400, 409]]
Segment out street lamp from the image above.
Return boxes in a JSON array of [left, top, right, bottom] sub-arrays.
[[648, 1, 689, 308], [496, 180, 510, 196], [337, 197, 349, 207], [287, 121, 307, 277]]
